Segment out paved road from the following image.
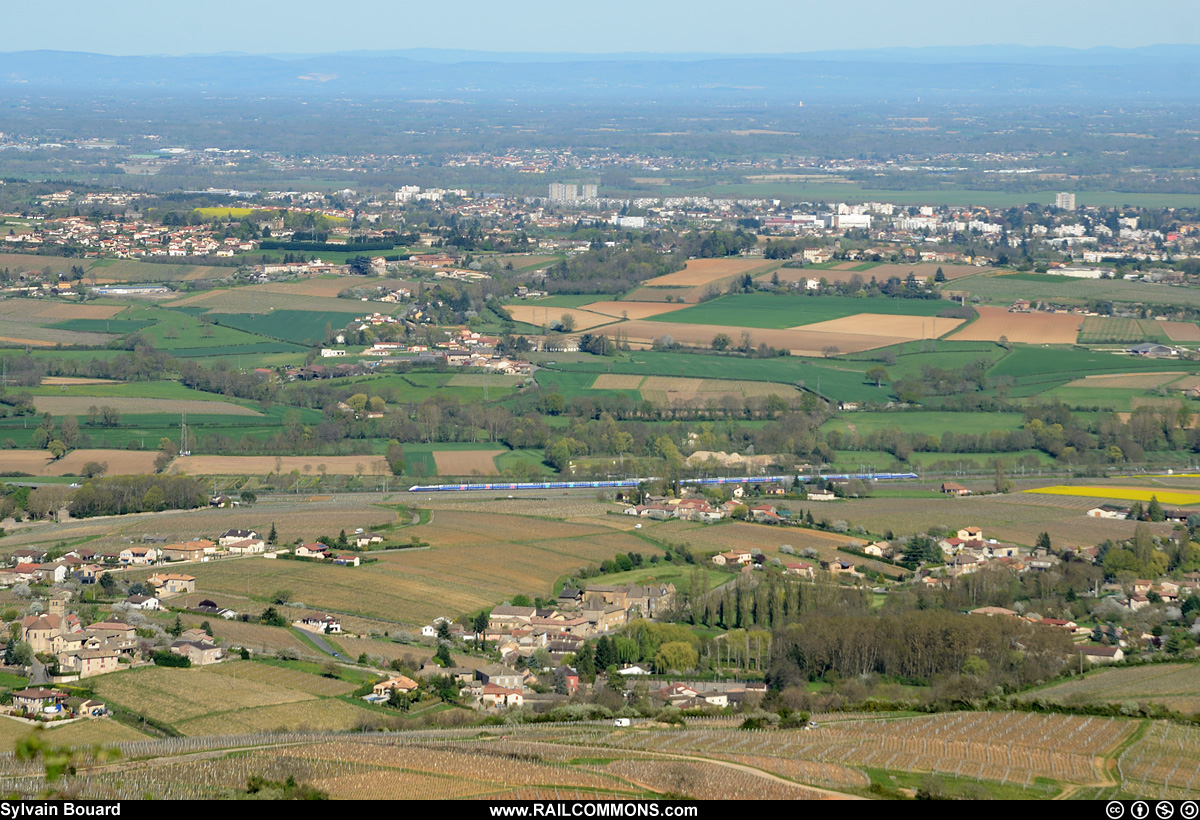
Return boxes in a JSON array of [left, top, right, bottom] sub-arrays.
[[303, 630, 339, 657], [29, 659, 48, 685]]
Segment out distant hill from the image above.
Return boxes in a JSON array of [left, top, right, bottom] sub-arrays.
[[0, 46, 1198, 101]]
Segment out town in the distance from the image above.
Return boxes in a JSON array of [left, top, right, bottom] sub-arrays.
[[1, 45, 1200, 801]]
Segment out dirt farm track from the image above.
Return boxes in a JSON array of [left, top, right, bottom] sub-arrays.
[[167, 455, 391, 475]]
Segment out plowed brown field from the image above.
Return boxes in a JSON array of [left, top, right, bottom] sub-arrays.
[[432, 450, 502, 475], [1162, 322, 1200, 342], [793, 313, 964, 339], [501, 305, 615, 330], [642, 258, 775, 287], [579, 301, 694, 320], [948, 307, 1082, 344], [602, 320, 905, 356], [0, 449, 158, 476]]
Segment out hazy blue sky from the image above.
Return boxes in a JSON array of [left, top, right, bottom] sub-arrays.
[[7, 0, 1199, 55]]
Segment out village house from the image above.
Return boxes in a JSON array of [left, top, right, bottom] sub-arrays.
[[1075, 645, 1124, 665], [712, 550, 753, 567], [581, 601, 627, 633], [9, 549, 48, 566], [294, 613, 341, 634], [218, 529, 259, 547], [124, 595, 160, 611], [784, 562, 816, 579], [1087, 505, 1128, 519], [170, 640, 224, 666], [119, 546, 158, 566], [488, 605, 537, 630], [225, 538, 266, 554], [10, 688, 68, 715], [823, 559, 860, 577], [373, 676, 419, 697], [940, 482, 970, 497], [147, 573, 196, 596], [57, 648, 120, 678], [161, 543, 207, 562], [476, 664, 523, 690], [970, 606, 1019, 617], [352, 532, 384, 548], [477, 684, 524, 709], [295, 543, 330, 559]]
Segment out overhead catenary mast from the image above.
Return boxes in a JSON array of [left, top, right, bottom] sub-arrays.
[[179, 413, 190, 456]]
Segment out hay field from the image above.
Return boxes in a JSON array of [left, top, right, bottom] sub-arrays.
[[1077, 317, 1164, 344], [33, 396, 261, 417], [90, 666, 316, 726], [642, 258, 774, 288], [432, 450, 503, 475], [793, 313, 964, 339], [501, 304, 615, 330], [168, 455, 390, 475], [175, 699, 372, 735], [592, 374, 645, 390], [948, 307, 1081, 344], [603, 320, 905, 356], [445, 373, 525, 387], [1161, 322, 1200, 342], [212, 660, 358, 696], [622, 286, 694, 303], [1062, 372, 1187, 390], [578, 301, 693, 320], [0, 301, 125, 321], [629, 376, 803, 406], [0, 718, 150, 752], [0, 334, 55, 347], [0, 449, 158, 477], [165, 289, 371, 315], [41, 377, 123, 386]]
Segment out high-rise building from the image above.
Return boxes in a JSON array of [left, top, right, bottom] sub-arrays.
[[549, 182, 598, 203], [1056, 192, 1076, 211], [548, 183, 578, 202]]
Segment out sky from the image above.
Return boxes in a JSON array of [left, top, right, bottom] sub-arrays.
[[5, 0, 1200, 56]]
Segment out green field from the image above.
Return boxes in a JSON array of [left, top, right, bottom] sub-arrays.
[[945, 273, 1200, 309], [541, 351, 883, 403], [647, 293, 953, 329], [47, 317, 155, 334], [27, 379, 239, 401], [823, 411, 1026, 437], [208, 310, 358, 346], [988, 346, 1199, 382]]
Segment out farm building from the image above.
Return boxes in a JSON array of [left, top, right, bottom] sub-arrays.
[[941, 482, 970, 496], [295, 614, 341, 634], [1126, 342, 1176, 357], [1075, 645, 1124, 665]]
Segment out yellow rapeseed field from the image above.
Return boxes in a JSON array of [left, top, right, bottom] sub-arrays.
[[1026, 486, 1200, 505]]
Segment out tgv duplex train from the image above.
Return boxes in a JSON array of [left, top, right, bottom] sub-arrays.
[[408, 473, 919, 493]]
